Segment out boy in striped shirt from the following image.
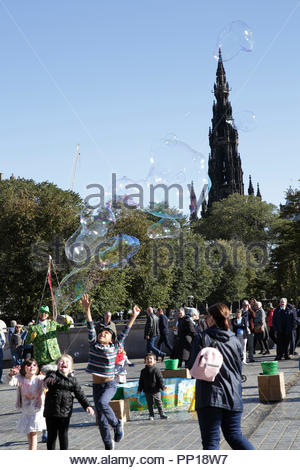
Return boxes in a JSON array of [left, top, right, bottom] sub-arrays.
[[80, 294, 140, 450]]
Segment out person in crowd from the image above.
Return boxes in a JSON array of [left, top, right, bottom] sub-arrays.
[[43, 354, 94, 450], [10, 324, 24, 366], [176, 308, 197, 368], [241, 300, 255, 362], [114, 347, 134, 383], [138, 352, 168, 421], [157, 308, 173, 355], [80, 293, 140, 450], [197, 311, 209, 333], [266, 303, 276, 346], [187, 303, 254, 450], [273, 298, 297, 360], [289, 302, 299, 356], [8, 320, 17, 366], [5, 359, 45, 450], [96, 311, 117, 339], [253, 301, 270, 355], [144, 307, 165, 361], [25, 305, 71, 370], [189, 309, 200, 332], [0, 327, 6, 383], [170, 308, 183, 359], [22, 322, 34, 361], [294, 301, 300, 354], [232, 309, 248, 364]]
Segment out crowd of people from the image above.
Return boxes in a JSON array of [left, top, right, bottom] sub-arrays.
[[0, 296, 300, 451]]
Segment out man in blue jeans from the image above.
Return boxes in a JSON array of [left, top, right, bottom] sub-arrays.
[[144, 307, 165, 361]]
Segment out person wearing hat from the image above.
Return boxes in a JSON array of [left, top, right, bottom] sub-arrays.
[[25, 305, 71, 370], [95, 311, 117, 339], [80, 294, 141, 451]]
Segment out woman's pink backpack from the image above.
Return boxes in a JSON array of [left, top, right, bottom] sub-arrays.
[[190, 334, 223, 382]]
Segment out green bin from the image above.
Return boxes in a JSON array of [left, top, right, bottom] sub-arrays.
[[261, 361, 278, 375], [112, 386, 124, 400], [164, 359, 179, 370]]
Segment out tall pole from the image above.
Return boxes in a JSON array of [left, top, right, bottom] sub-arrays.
[[71, 144, 80, 191]]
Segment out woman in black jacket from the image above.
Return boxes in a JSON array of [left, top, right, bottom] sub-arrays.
[[44, 354, 94, 450], [187, 303, 254, 450], [232, 309, 248, 364], [176, 310, 197, 367]]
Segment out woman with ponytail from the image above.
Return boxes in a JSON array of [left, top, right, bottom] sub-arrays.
[[187, 303, 254, 450]]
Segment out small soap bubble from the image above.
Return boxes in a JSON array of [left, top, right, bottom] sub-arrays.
[[214, 20, 254, 62], [74, 352, 79, 358]]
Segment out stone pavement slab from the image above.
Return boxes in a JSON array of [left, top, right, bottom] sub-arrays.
[[1, 349, 300, 451]]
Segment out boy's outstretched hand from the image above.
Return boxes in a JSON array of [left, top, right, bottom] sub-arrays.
[[132, 305, 141, 317], [80, 294, 91, 311]]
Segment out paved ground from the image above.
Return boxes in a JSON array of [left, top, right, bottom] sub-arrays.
[[1, 347, 300, 451]]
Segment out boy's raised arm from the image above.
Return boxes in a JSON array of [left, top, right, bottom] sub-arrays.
[[80, 294, 92, 322]]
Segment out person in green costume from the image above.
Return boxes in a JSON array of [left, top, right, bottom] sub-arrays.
[[25, 306, 71, 369]]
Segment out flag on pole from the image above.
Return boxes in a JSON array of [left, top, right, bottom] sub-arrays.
[[47, 256, 58, 321]]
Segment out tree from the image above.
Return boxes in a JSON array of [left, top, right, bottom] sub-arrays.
[[271, 185, 300, 302], [0, 177, 82, 323], [196, 194, 279, 244]]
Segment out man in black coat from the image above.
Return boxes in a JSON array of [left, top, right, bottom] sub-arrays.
[[273, 298, 297, 360], [157, 308, 173, 355], [176, 309, 197, 367]]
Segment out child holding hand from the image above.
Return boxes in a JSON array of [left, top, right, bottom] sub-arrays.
[[43, 354, 94, 450], [5, 359, 45, 450]]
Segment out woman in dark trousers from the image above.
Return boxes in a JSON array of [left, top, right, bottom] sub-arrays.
[[187, 303, 254, 450]]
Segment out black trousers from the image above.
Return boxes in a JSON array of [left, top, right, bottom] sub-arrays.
[[276, 331, 290, 359], [46, 416, 70, 450]]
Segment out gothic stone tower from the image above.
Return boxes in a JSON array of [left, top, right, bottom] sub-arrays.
[[206, 49, 244, 211]]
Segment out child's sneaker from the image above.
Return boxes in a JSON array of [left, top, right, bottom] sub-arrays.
[[105, 440, 115, 450], [114, 420, 124, 442], [160, 414, 168, 419], [149, 416, 154, 421]]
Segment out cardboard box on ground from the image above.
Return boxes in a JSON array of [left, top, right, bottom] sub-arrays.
[[258, 372, 286, 402]]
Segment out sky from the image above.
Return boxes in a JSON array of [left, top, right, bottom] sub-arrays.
[[0, 0, 300, 213]]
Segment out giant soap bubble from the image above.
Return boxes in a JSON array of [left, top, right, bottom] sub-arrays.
[[214, 20, 254, 62], [56, 234, 140, 311], [65, 204, 115, 265], [143, 134, 210, 220]]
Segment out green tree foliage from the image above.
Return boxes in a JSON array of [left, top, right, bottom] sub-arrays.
[[271, 186, 300, 301], [111, 208, 174, 310], [0, 178, 82, 323], [197, 194, 279, 244]]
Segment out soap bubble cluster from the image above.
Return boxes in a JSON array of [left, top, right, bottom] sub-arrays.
[[57, 133, 210, 312]]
